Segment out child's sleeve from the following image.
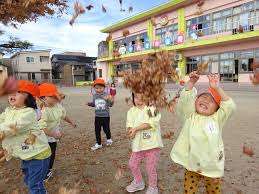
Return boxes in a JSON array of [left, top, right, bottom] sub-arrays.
[[214, 98, 236, 128], [38, 109, 48, 130], [176, 87, 197, 123], [126, 108, 133, 129], [87, 96, 95, 107], [61, 106, 67, 120], [0, 109, 7, 124], [0, 108, 37, 136]]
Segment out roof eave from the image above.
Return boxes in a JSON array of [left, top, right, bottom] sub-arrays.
[[101, 0, 188, 33]]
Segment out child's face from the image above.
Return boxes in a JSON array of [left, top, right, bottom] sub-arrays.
[[134, 93, 144, 107], [41, 96, 59, 106], [95, 85, 105, 94], [8, 92, 28, 108], [195, 93, 218, 116]]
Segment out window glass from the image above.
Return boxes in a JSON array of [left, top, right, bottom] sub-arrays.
[[233, 6, 242, 15]]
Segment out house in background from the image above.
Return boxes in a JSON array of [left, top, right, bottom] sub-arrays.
[[51, 52, 96, 86], [0, 52, 8, 82], [10, 50, 52, 83]]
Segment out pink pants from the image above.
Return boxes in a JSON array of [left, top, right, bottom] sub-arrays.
[[129, 148, 161, 188]]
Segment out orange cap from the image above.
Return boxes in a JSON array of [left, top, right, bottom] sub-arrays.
[[38, 83, 59, 98], [31, 83, 40, 98], [179, 80, 185, 86], [18, 80, 36, 96], [208, 87, 221, 106], [93, 78, 105, 87]]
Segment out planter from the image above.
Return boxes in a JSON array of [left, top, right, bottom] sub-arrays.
[[123, 29, 130, 37]]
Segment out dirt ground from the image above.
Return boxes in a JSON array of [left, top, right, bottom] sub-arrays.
[[0, 87, 259, 194]]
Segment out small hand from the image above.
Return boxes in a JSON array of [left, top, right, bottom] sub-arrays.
[[127, 128, 137, 138], [208, 73, 220, 89], [250, 71, 259, 85], [189, 71, 200, 85], [53, 130, 62, 139], [0, 131, 5, 141]]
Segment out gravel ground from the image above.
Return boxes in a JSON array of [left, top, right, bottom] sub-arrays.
[[0, 86, 258, 194]]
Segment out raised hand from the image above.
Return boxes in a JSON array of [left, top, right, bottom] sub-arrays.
[[250, 62, 259, 85], [207, 73, 220, 89], [189, 71, 200, 85]]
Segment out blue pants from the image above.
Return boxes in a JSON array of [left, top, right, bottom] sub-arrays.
[[22, 157, 50, 194]]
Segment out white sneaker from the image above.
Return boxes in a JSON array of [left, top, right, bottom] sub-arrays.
[[146, 187, 159, 194], [126, 180, 145, 193], [91, 143, 102, 151], [44, 170, 53, 182], [106, 139, 113, 146]]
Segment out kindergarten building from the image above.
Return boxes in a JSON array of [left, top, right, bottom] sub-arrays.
[[97, 0, 259, 83]]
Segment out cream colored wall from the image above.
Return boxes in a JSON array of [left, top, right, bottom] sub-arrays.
[[12, 51, 51, 73]]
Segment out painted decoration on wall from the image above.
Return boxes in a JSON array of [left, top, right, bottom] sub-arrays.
[[118, 44, 127, 55], [190, 32, 198, 40], [128, 42, 134, 53], [176, 32, 184, 44], [160, 15, 169, 26], [151, 17, 156, 26], [144, 40, 150, 50], [153, 39, 161, 48], [164, 29, 173, 45], [135, 36, 143, 52]]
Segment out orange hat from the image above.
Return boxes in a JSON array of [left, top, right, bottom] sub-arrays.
[[31, 83, 40, 98], [18, 80, 36, 96], [208, 87, 221, 106], [93, 78, 105, 87], [38, 83, 59, 98], [179, 80, 185, 86]]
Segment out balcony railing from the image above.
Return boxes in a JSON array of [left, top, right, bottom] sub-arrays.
[[187, 16, 259, 39]]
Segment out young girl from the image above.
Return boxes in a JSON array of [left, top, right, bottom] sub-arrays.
[[0, 80, 51, 193], [170, 72, 236, 194], [109, 83, 117, 97], [38, 83, 76, 180], [126, 93, 163, 194]]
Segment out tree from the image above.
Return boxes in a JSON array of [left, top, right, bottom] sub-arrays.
[[0, 0, 68, 26], [0, 36, 33, 54]]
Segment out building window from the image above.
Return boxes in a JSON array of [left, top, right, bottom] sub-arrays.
[[40, 56, 49, 63], [238, 50, 254, 72], [188, 1, 257, 37], [186, 56, 201, 74], [99, 69, 102, 78], [26, 57, 34, 63], [32, 73, 35, 80], [114, 32, 148, 54], [155, 24, 178, 46]]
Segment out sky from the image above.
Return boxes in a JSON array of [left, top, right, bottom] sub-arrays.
[[0, 0, 169, 57]]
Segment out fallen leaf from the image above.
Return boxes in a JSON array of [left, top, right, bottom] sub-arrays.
[[243, 144, 254, 157]]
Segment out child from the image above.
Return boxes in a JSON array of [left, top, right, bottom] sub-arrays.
[[110, 83, 117, 97], [170, 72, 236, 194], [126, 93, 163, 194], [0, 80, 51, 193], [88, 78, 114, 151], [38, 83, 76, 180]]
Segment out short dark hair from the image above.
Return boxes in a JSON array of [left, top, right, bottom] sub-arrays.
[[24, 93, 38, 109]]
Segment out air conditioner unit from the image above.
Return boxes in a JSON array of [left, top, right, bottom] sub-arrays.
[[174, 54, 183, 61]]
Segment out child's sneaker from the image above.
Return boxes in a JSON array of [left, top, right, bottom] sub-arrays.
[[106, 139, 113, 146], [44, 170, 53, 182], [146, 187, 159, 194], [126, 180, 145, 193], [91, 143, 102, 151]]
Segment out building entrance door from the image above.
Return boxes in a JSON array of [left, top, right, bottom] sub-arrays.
[[220, 60, 235, 82]]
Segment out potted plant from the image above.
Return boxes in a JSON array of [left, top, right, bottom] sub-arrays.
[[123, 29, 130, 37]]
